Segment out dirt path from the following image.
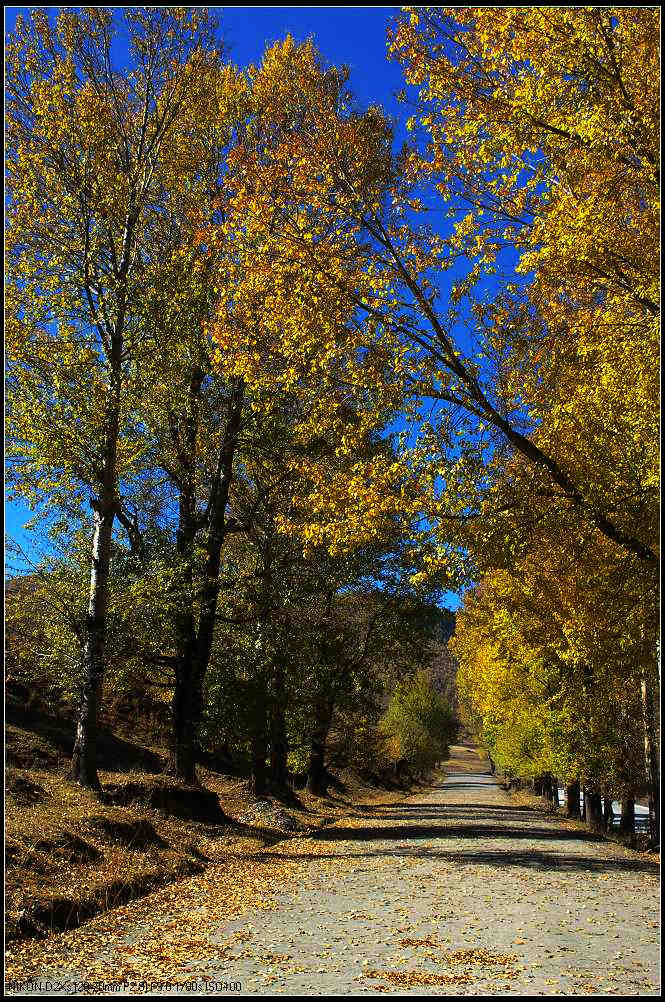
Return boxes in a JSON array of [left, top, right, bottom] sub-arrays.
[[6, 745, 659, 996]]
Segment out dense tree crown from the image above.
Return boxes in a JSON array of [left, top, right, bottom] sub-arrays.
[[4, 8, 659, 841]]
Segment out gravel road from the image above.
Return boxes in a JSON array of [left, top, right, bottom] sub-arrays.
[[6, 745, 660, 996]]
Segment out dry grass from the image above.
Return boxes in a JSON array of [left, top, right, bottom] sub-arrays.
[[6, 762, 217, 941]]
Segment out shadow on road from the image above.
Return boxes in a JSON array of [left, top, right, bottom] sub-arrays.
[[435, 781, 499, 788], [359, 809, 572, 824], [311, 822, 606, 844], [365, 802, 537, 813], [273, 783, 661, 875], [264, 843, 659, 874]]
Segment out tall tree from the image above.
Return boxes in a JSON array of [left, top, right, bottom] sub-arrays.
[[5, 8, 222, 788]]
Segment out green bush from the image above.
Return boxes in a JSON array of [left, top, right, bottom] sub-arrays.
[[380, 671, 456, 774]]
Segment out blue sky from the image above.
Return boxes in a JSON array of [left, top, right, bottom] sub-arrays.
[[221, 7, 406, 105], [4, 7, 406, 105]]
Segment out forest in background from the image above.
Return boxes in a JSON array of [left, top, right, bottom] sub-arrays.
[[5, 8, 659, 845]]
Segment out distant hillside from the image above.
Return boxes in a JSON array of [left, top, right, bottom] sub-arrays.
[[434, 608, 455, 644]]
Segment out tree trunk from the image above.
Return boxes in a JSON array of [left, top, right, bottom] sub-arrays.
[[641, 672, 660, 846], [170, 377, 244, 784], [171, 664, 201, 785], [70, 488, 116, 788], [566, 780, 581, 818], [169, 413, 199, 784], [584, 789, 604, 834], [603, 792, 614, 832], [169, 570, 198, 782], [269, 721, 288, 788], [247, 664, 269, 798], [533, 776, 543, 796], [70, 180, 137, 789], [249, 730, 268, 798], [307, 700, 332, 795], [542, 773, 556, 806], [619, 796, 635, 838], [171, 648, 199, 782], [168, 529, 201, 782], [306, 732, 327, 796], [269, 671, 289, 789]]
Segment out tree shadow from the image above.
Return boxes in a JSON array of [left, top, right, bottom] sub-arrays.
[[435, 779, 500, 787], [312, 821, 607, 844], [370, 802, 537, 813], [364, 808, 560, 824], [263, 843, 659, 874]]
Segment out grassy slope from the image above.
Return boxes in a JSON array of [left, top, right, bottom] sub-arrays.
[[6, 706, 424, 945]]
